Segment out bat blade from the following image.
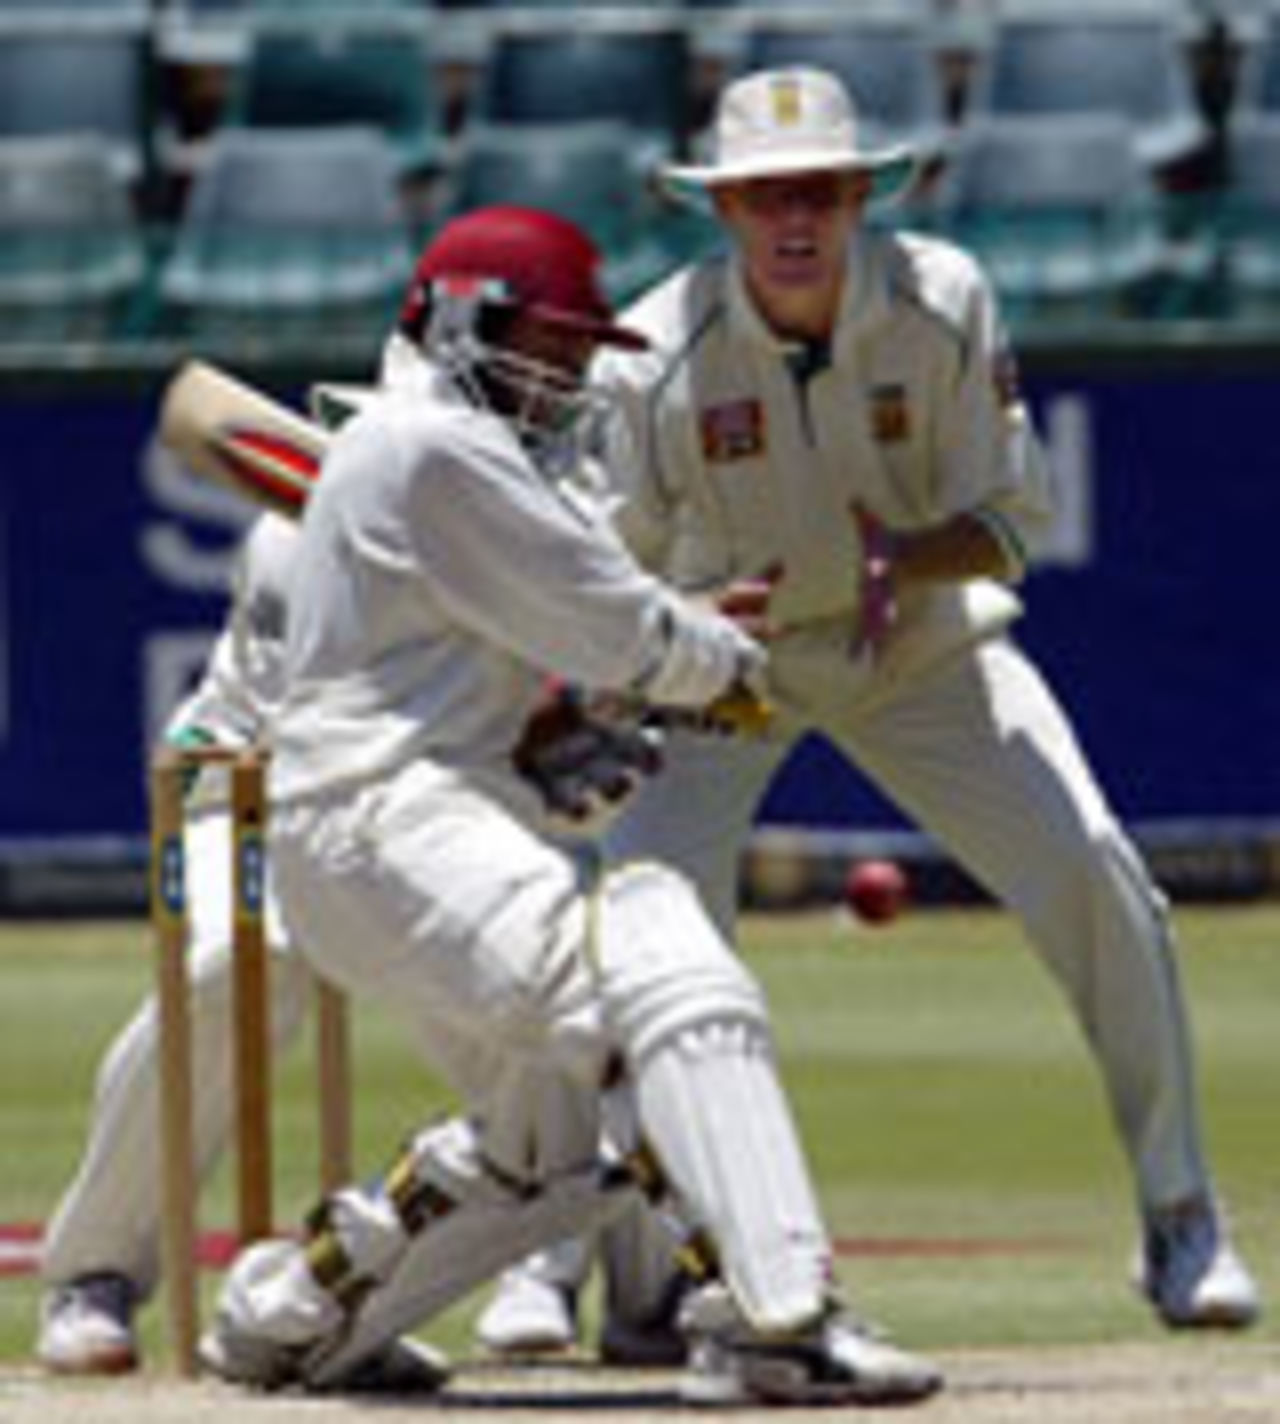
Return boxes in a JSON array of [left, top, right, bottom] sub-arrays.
[[159, 360, 329, 518]]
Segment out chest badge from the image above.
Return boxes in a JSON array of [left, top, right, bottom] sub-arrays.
[[870, 383, 911, 444], [700, 399, 766, 463]]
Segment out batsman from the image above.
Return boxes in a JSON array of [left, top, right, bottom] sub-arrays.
[[196, 204, 942, 1408]]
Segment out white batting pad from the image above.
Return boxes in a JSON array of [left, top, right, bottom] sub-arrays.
[[307, 1165, 630, 1386], [635, 1020, 830, 1335], [595, 861, 767, 1061], [595, 862, 830, 1334], [217, 1239, 345, 1350], [208, 1116, 636, 1388]]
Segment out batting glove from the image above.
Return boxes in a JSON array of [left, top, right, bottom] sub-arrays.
[[512, 689, 664, 825]]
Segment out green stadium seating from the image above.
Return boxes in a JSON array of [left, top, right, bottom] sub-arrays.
[[159, 125, 413, 341], [0, 132, 146, 341], [932, 113, 1169, 323], [223, 17, 449, 177]]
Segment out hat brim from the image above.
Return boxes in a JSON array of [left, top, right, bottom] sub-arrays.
[[660, 147, 918, 209], [528, 302, 648, 352]]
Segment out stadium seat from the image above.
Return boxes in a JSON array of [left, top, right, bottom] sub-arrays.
[[932, 114, 1169, 321], [0, 15, 152, 184], [0, 133, 145, 341], [157, 0, 429, 70], [735, 13, 951, 159], [469, 21, 693, 166], [209, 0, 422, 10], [966, 2, 1209, 169], [158, 125, 413, 340], [222, 17, 448, 177], [447, 0, 681, 7], [1231, 8, 1280, 114], [442, 120, 672, 301], [1218, 111, 1280, 314], [0, 0, 148, 10]]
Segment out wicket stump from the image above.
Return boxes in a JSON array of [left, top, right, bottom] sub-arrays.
[[149, 743, 352, 1377]]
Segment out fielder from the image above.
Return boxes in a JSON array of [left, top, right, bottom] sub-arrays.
[[568, 66, 1256, 1332], [37, 513, 341, 1375], [196, 205, 942, 1408]]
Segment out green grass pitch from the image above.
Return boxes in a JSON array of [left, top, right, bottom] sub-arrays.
[[1, 902, 1276, 1365]]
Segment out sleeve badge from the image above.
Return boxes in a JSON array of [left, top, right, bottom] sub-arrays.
[[870, 383, 911, 444]]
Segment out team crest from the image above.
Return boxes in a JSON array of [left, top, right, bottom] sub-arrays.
[[770, 75, 804, 127], [869, 383, 910, 444], [701, 399, 765, 462]]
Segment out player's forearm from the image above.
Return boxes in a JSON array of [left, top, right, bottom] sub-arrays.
[[890, 510, 1021, 587]]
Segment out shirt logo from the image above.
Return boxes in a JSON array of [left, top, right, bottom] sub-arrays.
[[870, 383, 910, 444], [701, 399, 765, 462]]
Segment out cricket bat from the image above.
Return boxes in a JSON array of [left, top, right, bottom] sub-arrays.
[[159, 360, 329, 518]]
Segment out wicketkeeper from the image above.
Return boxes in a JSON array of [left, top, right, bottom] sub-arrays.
[[582, 66, 1257, 1333]]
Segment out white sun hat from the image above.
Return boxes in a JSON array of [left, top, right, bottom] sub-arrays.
[[661, 67, 918, 206]]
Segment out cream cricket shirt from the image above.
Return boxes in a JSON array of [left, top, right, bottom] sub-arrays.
[[271, 351, 756, 803], [597, 229, 1057, 718]]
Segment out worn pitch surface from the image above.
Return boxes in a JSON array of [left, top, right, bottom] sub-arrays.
[[3, 1344, 1280, 1422]]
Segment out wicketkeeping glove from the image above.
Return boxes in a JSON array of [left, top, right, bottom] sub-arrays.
[[512, 690, 664, 824], [850, 502, 898, 658]]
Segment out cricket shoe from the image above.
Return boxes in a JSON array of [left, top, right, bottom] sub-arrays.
[[201, 1324, 450, 1395], [1137, 1195, 1261, 1329], [598, 1313, 687, 1367], [677, 1284, 943, 1408], [37, 1272, 139, 1375], [476, 1268, 578, 1355], [598, 1273, 692, 1366]]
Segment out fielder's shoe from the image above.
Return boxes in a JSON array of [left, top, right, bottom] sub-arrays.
[[201, 1325, 450, 1395], [677, 1284, 943, 1408], [37, 1272, 139, 1376], [1138, 1196, 1261, 1329], [475, 1268, 578, 1355]]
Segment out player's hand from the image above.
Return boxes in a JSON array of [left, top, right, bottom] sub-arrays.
[[850, 502, 898, 659], [512, 688, 664, 824], [714, 562, 784, 642]]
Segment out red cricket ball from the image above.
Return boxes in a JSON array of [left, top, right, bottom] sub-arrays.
[[844, 859, 909, 925]]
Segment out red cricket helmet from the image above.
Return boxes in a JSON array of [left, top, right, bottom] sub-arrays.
[[400, 206, 646, 352]]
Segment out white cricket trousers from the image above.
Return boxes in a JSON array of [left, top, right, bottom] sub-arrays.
[[268, 761, 612, 1183], [606, 635, 1210, 1212]]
